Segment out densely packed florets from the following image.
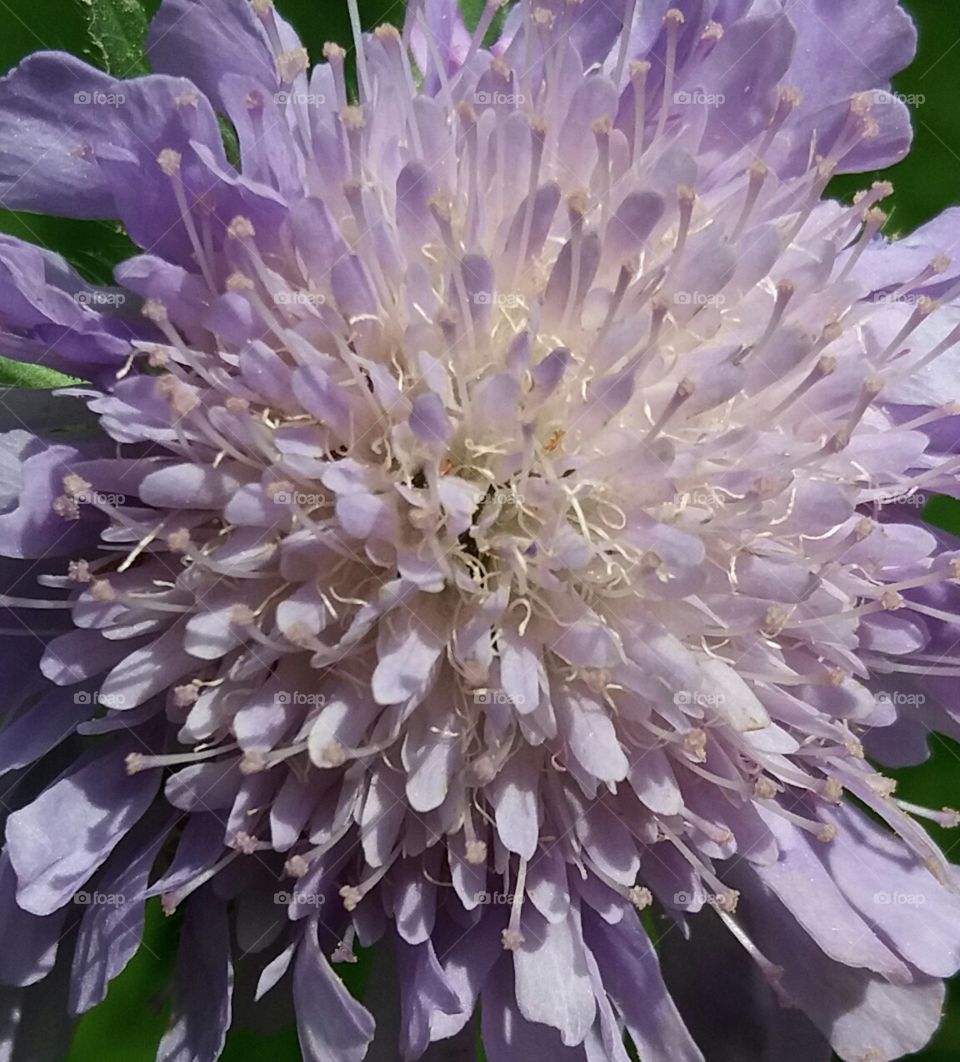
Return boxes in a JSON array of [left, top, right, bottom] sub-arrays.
[[2, 1, 960, 1059]]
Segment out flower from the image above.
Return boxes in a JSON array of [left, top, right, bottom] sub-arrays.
[[1, 0, 960, 1059]]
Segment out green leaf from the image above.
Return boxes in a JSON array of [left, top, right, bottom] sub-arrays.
[[461, 0, 509, 44], [0, 211, 139, 288], [77, 0, 153, 77], [219, 115, 242, 170], [0, 355, 79, 389], [461, 0, 487, 26]]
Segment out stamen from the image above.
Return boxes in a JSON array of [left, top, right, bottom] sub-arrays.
[[732, 161, 768, 240], [837, 206, 887, 281], [157, 150, 218, 292], [877, 295, 940, 365], [502, 857, 528, 950], [323, 42, 348, 111], [654, 9, 685, 145], [630, 61, 651, 160], [894, 800, 960, 829], [332, 925, 359, 964], [647, 376, 695, 441]]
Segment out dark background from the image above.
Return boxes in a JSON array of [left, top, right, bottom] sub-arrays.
[[0, 0, 957, 1057]]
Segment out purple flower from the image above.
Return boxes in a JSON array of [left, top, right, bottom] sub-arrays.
[[2, 0, 960, 1059]]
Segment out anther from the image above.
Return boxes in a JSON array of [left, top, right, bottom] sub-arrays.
[[167, 528, 193, 553], [628, 885, 653, 910], [466, 840, 488, 865], [340, 885, 363, 911], [228, 216, 256, 240], [142, 298, 169, 323], [157, 149, 182, 176], [286, 854, 309, 878], [278, 47, 309, 83], [90, 578, 116, 603], [173, 684, 199, 708]]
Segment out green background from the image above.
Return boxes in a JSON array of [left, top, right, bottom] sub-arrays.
[[0, 0, 958, 1058]]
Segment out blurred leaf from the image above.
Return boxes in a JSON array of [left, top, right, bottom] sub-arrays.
[[924, 494, 960, 538], [462, 0, 508, 43], [219, 116, 242, 169], [219, 1026, 302, 1062], [76, 0, 152, 76], [462, 0, 486, 26], [68, 900, 178, 1061]]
